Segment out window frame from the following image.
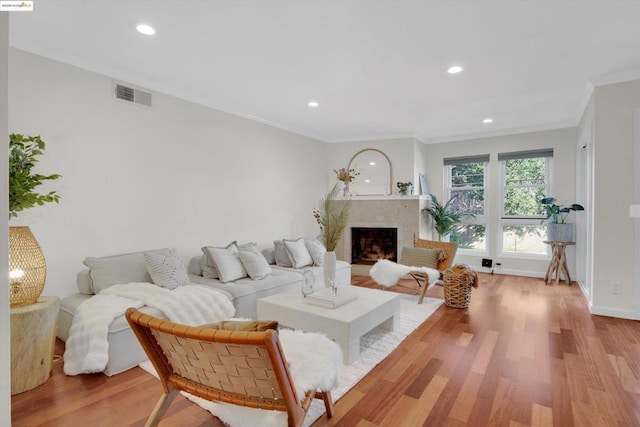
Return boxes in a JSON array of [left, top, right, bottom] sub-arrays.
[[498, 155, 552, 259], [445, 160, 489, 256]]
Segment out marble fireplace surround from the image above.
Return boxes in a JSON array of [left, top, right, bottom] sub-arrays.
[[335, 196, 432, 275]]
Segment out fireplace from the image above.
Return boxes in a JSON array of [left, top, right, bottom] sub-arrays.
[[351, 227, 398, 265]]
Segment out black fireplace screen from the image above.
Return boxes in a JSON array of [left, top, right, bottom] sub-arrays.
[[351, 227, 398, 265]]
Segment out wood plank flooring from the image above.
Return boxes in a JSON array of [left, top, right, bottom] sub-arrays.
[[11, 273, 640, 426]]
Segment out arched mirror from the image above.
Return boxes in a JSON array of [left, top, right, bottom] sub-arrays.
[[347, 149, 392, 196]]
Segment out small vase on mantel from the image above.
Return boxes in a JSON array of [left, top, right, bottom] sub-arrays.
[[323, 251, 337, 288]]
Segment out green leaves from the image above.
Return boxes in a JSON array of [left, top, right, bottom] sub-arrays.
[[423, 194, 474, 241], [9, 133, 61, 218], [540, 197, 584, 224]]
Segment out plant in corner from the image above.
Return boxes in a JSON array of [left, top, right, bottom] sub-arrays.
[[540, 197, 584, 242], [422, 194, 473, 241], [8, 133, 61, 307]]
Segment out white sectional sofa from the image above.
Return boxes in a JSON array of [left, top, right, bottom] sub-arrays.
[[57, 243, 351, 376]]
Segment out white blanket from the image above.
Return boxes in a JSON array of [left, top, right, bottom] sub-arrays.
[[370, 259, 440, 288], [63, 282, 235, 376]]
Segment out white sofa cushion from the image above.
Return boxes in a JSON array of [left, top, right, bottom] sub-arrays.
[[144, 249, 190, 289], [283, 238, 313, 268], [83, 248, 169, 293], [204, 242, 248, 283], [304, 238, 326, 266], [238, 245, 272, 280]]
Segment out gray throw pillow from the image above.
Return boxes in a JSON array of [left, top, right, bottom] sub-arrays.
[[204, 242, 248, 283], [238, 246, 272, 280], [273, 240, 293, 267], [304, 238, 326, 266], [283, 238, 313, 269], [144, 248, 190, 289]]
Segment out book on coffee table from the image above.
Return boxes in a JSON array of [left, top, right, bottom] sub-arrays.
[[305, 287, 357, 309]]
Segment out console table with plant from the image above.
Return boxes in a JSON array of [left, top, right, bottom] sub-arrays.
[[9, 133, 61, 394]]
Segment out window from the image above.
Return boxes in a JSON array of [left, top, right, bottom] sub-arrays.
[[444, 155, 489, 253], [499, 149, 552, 257]]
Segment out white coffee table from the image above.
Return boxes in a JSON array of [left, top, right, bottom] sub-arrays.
[[257, 286, 400, 364]]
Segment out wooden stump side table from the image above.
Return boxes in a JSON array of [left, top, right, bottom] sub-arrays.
[[543, 241, 574, 285], [10, 296, 60, 395]]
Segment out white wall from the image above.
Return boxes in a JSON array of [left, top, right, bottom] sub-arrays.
[[8, 48, 329, 298], [1, 12, 11, 426], [327, 138, 416, 194], [423, 128, 577, 276], [590, 79, 640, 318]]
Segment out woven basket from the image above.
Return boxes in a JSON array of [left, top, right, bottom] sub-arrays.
[[443, 267, 474, 308], [9, 226, 46, 307]]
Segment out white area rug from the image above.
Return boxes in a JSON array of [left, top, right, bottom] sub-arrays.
[[139, 294, 443, 426]]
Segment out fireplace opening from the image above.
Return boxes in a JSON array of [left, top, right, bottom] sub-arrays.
[[351, 227, 398, 265]]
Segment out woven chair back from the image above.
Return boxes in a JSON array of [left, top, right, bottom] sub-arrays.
[[125, 309, 301, 413], [414, 239, 458, 271]]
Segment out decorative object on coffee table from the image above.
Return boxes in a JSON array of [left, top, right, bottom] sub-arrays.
[[9, 133, 61, 307], [313, 183, 351, 286], [540, 197, 584, 242], [443, 264, 478, 308]]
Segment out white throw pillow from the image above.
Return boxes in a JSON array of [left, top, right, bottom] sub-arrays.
[[144, 249, 190, 289], [200, 247, 219, 279], [283, 238, 314, 269], [273, 240, 293, 267], [238, 246, 272, 280], [305, 239, 326, 266], [204, 242, 248, 283]]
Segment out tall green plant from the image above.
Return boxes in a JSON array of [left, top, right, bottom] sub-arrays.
[[422, 194, 473, 241], [9, 134, 61, 218], [313, 183, 351, 251]]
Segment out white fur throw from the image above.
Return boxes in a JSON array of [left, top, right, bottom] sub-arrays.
[[140, 328, 342, 427], [370, 259, 440, 288], [64, 282, 235, 376]]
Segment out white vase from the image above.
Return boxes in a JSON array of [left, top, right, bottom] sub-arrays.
[[323, 251, 337, 288]]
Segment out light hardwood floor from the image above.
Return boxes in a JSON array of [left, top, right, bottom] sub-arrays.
[[11, 274, 640, 426]]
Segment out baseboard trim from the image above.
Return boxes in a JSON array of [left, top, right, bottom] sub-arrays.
[[589, 305, 639, 320]]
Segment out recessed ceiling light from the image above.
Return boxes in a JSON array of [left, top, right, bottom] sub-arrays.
[[447, 65, 463, 74], [307, 101, 319, 107], [369, 162, 376, 166], [482, 118, 494, 123], [136, 24, 156, 35], [365, 179, 370, 183]]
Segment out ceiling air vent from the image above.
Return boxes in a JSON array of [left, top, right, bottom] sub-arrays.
[[114, 83, 152, 107]]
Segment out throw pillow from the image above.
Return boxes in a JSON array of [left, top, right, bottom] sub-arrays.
[[204, 242, 248, 283], [144, 249, 190, 289], [305, 238, 326, 266], [238, 245, 272, 280], [273, 240, 293, 267], [200, 320, 278, 331], [400, 247, 442, 269], [283, 238, 313, 269], [84, 248, 170, 293], [200, 247, 219, 279]]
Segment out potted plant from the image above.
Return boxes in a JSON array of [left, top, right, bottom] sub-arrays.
[[540, 197, 584, 242], [397, 181, 413, 195], [313, 183, 351, 287], [9, 133, 61, 307], [422, 194, 473, 241]]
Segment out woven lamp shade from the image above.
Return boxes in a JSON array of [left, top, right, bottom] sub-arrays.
[[9, 226, 46, 308]]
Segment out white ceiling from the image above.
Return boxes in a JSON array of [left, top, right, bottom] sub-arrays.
[[9, 1, 640, 143]]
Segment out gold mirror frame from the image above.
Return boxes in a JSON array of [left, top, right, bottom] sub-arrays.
[[347, 148, 393, 196]]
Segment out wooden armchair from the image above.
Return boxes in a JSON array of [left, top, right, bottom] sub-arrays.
[[126, 308, 336, 427], [400, 239, 458, 304]]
